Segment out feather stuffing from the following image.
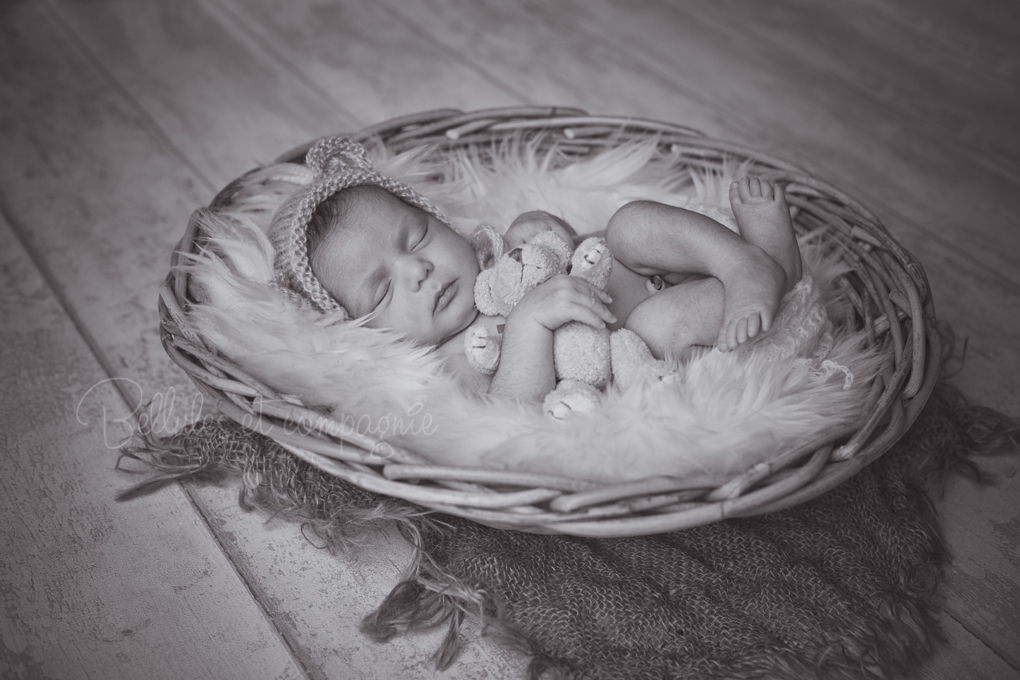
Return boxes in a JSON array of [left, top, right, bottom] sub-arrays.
[[183, 140, 883, 487]]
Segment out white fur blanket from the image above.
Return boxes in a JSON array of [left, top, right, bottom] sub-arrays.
[[185, 140, 883, 489]]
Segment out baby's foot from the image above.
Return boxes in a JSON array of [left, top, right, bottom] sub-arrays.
[[718, 178, 791, 351]]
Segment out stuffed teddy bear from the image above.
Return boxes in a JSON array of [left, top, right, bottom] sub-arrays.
[[464, 225, 672, 418]]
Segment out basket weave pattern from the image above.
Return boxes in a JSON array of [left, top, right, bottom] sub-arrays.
[[159, 106, 939, 537]]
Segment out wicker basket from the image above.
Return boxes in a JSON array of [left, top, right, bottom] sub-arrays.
[[159, 106, 940, 537]]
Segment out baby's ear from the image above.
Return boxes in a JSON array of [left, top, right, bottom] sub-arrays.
[[471, 224, 507, 270]]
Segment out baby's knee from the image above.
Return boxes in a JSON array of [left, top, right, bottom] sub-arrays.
[[624, 300, 694, 360]]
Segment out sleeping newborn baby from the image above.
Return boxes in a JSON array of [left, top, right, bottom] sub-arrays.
[[269, 137, 804, 403]]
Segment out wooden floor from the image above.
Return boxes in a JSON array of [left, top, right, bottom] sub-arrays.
[[1, 1, 1018, 678]]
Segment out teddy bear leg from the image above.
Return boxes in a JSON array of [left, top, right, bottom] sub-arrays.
[[610, 328, 677, 392], [554, 322, 612, 390], [463, 323, 502, 375], [543, 379, 603, 420]]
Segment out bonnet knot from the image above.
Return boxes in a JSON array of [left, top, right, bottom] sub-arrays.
[[306, 136, 373, 176]]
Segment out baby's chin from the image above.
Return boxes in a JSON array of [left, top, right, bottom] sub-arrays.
[[440, 305, 479, 344]]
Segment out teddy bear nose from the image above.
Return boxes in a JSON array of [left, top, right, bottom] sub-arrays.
[[507, 247, 523, 263]]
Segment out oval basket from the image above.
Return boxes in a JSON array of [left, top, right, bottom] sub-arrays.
[[159, 106, 940, 537]]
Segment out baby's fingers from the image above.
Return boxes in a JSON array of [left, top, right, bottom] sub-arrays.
[[591, 288, 614, 310], [525, 275, 616, 329], [579, 283, 616, 325], [570, 306, 611, 329], [554, 284, 614, 329]]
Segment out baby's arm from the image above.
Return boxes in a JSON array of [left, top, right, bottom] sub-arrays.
[[606, 200, 787, 350], [488, 275, 615, 400]]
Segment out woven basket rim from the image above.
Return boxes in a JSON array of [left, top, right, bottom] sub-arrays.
[[160, 105, 940, 537]]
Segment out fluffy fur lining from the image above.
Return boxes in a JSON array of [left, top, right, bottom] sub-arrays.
[[184, 140, 884, 487]]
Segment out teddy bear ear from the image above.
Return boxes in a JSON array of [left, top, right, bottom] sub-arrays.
[[530, 230, 573, 269], [470, 224, 507, 270]]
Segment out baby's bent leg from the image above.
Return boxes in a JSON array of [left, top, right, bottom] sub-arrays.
[[624, 278, 724, 360]]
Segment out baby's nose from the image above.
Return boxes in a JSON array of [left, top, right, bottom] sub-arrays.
[[400, 255, 432, 290]]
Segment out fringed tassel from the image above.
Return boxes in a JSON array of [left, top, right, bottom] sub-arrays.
[[117, 417, 432, 552], [901, 380, 1020, 491], [361, 570, 547, 674], [363, 520, 547, 673], [115, 419, 234, 501], [360, 580, 467, 669]]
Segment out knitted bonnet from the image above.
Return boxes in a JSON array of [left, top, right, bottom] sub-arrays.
[[268, 136, 451, 318]]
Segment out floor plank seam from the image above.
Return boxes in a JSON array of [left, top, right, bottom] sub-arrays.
[[0, 193, 136, 410], [522, 0, 728, 123], [945, 606, 1020, 675], [38, 0, 219, 196], [179, 483, 319, 680], [207, 0, 365, 131], [380, 0, 533, 106]]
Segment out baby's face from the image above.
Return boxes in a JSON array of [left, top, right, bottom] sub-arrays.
[[311, 186, 479, 345]]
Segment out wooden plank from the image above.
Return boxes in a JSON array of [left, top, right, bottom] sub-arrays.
[[2, 1, 527, 677], [0, 214, 305, 679]]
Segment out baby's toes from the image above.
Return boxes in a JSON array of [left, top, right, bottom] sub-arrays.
[[736, 317, 749, 345], [717, 324, 731, 352], [737, 177, 752, 202], [759, 180, 774, 200], [746, 311, 762, 339], [726, 319, 740, 350], [747, 177, 762, 198], [773, 183, 788, 209]]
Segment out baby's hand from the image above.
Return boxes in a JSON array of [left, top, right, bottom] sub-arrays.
[[505, 211, 577, 250], [507, 275, 615, 334]]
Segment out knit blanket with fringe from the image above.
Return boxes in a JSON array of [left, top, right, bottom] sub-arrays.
[[120, 382, 1018, 680]]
